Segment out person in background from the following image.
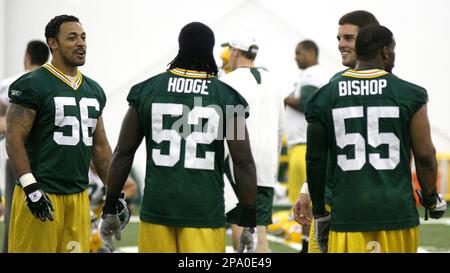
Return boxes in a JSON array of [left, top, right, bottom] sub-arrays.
[[284, 39, 328, 252], [0, 40, 49, 252], [221, 31, 285, 253]]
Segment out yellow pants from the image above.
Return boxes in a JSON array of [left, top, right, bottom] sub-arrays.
[[138, 221, 226, 253], [9, 186, 90, 253], [287, 144, 307, 205], [328, 227, 418, 253]]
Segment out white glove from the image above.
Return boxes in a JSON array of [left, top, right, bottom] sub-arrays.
[[99, 214, 121, 251], [237, 227, 255, 253]]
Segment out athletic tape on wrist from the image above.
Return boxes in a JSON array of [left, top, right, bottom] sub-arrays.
[[300, 182, 309, 195], [19, 173, 37, 188]]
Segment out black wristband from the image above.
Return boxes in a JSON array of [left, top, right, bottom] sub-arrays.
[[23, 183, 41, 196], [239, 205, 256, 228], [103, 193, 120, 215]]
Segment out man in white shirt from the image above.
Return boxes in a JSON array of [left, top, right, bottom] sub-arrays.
[[221, 32, 285, 253], [0, 40, 49, 252], [284, 40, 328, 252]]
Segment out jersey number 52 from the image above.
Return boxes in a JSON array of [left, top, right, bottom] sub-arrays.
[[152, 103, 220, 170]]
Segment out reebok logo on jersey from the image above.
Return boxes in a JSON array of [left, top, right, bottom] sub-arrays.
[[10, 90, 22, 97]]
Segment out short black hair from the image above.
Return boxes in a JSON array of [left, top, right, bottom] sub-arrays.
[[168, 22, 218, 76], [356, 25, 394, 61], [339, 10, 379, 28], [45, 15, 80, 49], [298, 40, 319, 58], [26, 40, 50, 65], [239, 45, 259, 61]]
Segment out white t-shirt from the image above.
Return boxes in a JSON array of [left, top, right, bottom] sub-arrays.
[[221, 67, 285, 188], [0, 72, 26, 106], [284, 64, 329, 146], [0, 72, 27, 160]]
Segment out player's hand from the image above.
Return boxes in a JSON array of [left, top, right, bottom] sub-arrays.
[[237, 227, 255, 253], [314, 214, 330, 253], [100, 214, 121, 251], [117, 192, 131, 230], [293, 193, 312, 226], [23, 183, 54, 222], [429, 194, 447, 219], [416, 190, 447, 220]]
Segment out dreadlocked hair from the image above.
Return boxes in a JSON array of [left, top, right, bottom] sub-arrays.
[[167, 51, 218, 76], [168, 22, 218, 77]]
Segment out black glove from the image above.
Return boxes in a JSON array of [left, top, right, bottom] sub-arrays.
[[416, 190, 447, 220], [314, 214, 330, 253], [23, 183, 54, 222]]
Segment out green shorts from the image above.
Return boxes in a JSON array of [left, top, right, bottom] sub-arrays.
[[226, 186, 274, 226]]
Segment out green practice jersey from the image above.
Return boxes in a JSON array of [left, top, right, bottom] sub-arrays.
[[323, 68, 350, 205], [9, 64, 106, 194], [329, 69, 349, 82], [307, 69, 427, 232], [127, 68, 248, 228]]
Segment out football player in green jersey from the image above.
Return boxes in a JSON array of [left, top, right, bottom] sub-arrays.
[[100, 22, 257, 253], [293, 10, 380, 253], [306, 24, 446, 253], [6, 15, 114, 253]]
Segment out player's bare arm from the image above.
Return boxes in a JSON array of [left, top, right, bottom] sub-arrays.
[[226, 117, 257, 207], [106, 106, 143, 198], [100, 107, 143, 246], [410, 104, 437, 196], [5, 103, 36, 176], [227, 116, 257, 251], [92, 115, 113, 184]]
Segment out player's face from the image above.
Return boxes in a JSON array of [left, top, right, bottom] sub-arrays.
[[295, 44, 308, 69], [384, 39, 396, 73], [55, 22, 87, 67], [337, 24, 359, 68]]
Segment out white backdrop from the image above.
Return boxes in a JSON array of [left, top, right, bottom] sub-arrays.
[[1, 0, 450, 186]]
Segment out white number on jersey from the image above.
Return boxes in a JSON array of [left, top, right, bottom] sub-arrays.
[[332, 106, 400, 171], [53, 97, 100, 146], [151, 103, 220, 170]]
